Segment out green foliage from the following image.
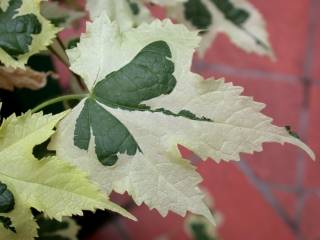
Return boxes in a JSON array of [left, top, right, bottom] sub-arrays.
[[0, 0, 60, 68], [184, 0, 212, 30]]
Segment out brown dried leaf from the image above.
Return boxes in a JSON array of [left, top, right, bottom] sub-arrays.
[[0, 67, 50, 91]]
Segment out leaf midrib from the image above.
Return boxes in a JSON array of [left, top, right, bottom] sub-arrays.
[[0, 171, 105, 205]]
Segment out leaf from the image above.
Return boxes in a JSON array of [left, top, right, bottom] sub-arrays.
[[0, 182, 15, 213], [0, 66, 49, 91], [40, 1, 85, 28], [86, 0, 152, 31], [50, 15, 314, 224], [0, 110, 135, 240], [0, 0, 60, 69], [167, 0, 275, 58], [36, 215, 80, 240]]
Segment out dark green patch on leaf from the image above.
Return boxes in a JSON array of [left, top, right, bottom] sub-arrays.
[[93, 41, 177, 109], [37, 216, 68, 235], [48, 17, 68, 27], [33, 139, 56, 159], [93, 41, 212, 121], [149, 108, 212, 122], [74, 98, 140, 166], [210, 0, 249, 26], [0, 182, 15, 213], [0, 0, 42, 57], [36, 214, 72, 240], [126, 0, 140, 15], [67, 38, 80, 49], [285, 126, 300, 139], [0, 216, 16, 233], [184, 0, 212, 30], [190, 222, 216, 240]]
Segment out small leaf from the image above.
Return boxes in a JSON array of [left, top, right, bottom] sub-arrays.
[[168, 0, 275, 58], [0, 0, 60, 68], [40, 1, 85, 28], [86, 0, 152, 31], [0, 0, 41, 56]]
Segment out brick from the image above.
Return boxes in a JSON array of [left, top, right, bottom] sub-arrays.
[[305, 85, 320, 187], [301, 194, 320, 240], [309, 0, 320, 82], [88, 224, 122, 240], [121, 205, 188, 240], [198, 161, 295, 240], [272, 190, 297, 220]]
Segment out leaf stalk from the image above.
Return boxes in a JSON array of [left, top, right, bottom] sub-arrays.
[[31, 94, 88, 113]]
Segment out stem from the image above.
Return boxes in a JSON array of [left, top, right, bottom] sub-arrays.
[[49, 45, 69, 67], [72, 72, 87, 91], [31, 94, 88, 113], [56, 35, 66, 51]]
